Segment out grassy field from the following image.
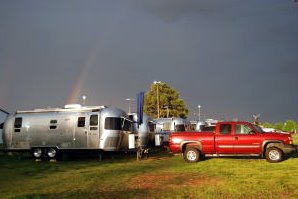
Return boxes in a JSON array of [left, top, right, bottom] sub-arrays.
[[0, 135, 297, 199]]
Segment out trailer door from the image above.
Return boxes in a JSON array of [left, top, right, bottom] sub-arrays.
[[87, 114, 100, 148], [74, 116, 87, 148]]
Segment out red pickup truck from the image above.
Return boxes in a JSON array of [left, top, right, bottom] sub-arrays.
[[169, 121, 296, 163]]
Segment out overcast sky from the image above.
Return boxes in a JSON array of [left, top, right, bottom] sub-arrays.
[[0, 0, 297, 124]]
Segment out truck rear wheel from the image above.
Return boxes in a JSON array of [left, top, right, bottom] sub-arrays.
[[183, 147, 200, 163], [265, 147, 283, 163]]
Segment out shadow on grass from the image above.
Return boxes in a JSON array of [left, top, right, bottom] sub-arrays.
[[11, 189, 155, 199], [201, 148, 298, 162], [289, 149, 298, 158], [0, 146, 175, 180]]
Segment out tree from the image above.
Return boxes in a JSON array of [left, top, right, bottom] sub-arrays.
[[260, 120, 297, 133], [144, 82, 189, 119], [283, 120, 297, 133]]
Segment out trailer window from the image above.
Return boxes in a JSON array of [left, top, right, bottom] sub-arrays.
[[105, 117, 121, 130], [175, 124, 185, 132], [90, 115, 98, 126], [49, 120, 58, 130], [149, 123, 155, 132], [122, 118, 131, 131], [14, 117, 23, 128], [78, 117, 85, 127], [220, 124, 231, 135], [163, 122, 171, 131], [50, 125, 57, 129]]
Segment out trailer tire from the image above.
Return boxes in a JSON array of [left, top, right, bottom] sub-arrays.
[[46, 148, 57, 159], [265, 147, 283, 163], [32, 148, 43, 158], [183, 147, 200, 163]]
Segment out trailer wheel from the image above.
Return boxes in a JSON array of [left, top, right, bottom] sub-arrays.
[[47, 148, 57, 159], [265, 147, 283, 163], [32, 148, 43, 158], [183, 147, 200, 163]]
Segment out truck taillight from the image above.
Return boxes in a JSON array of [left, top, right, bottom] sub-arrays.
[[288, 136, 293, 145]]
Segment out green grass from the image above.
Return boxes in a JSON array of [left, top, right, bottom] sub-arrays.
[[0, 135, 298, 199]]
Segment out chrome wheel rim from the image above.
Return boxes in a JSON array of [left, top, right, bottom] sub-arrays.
[[187, 150, 197, 161], [47, 148, 56, 158], [269, 150, 280, 161], [33, 148, 42, 158]]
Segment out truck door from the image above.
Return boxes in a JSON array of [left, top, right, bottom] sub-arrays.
[[215, 123, 235, 154], [234, 124, 261, 154], [86, 114, 100, 149]]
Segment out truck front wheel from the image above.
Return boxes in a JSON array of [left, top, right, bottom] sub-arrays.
[[265, 147, 283, 163], [183, 147, 200, 163]]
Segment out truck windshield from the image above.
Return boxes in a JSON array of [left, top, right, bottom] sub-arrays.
[[253, 124, 264, 133]]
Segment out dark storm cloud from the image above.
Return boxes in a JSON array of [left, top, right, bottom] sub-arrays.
[[0, 0, 297, 126]]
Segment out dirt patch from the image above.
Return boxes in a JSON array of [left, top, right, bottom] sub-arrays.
[[127, 172, 219, 190]]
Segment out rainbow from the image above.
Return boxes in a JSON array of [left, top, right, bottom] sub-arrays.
[[66, 45, 99, 104]]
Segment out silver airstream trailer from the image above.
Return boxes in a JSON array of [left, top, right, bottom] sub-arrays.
[[129, 113, 159, 147], [1, 104, 136, 159], [153, 117, 189, 144], [195, 119, 218, 132]]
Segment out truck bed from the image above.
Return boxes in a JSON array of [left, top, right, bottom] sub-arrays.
[[169, 131, 215, 154]]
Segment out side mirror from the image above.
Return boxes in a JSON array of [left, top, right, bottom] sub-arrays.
[[249, 130, 255, 135]]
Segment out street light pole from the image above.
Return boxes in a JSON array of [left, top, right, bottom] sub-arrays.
[[125, 98, 135, 113], [154, 81, 161, 118], [198, 105, 201, 121], [82, 95, 87, 106]]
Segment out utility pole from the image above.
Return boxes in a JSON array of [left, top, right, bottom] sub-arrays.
[[154, 81, 161, 118]]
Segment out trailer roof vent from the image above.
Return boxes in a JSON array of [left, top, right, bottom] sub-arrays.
[[64, 104, 82, 109]]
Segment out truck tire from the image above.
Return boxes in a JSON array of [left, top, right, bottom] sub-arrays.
[[32, 148, 43, 158], [183, 147, 200, 163], [265, 147, 283, 163], [46, 148, 57, 159]]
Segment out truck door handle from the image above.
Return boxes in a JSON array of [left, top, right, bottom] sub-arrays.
[[234, 137, 238, 140]]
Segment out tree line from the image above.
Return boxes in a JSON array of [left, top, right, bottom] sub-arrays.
[[143, 82, 297, 133], [261, 120, 298, 133]]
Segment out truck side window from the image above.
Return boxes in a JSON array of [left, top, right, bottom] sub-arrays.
[[90, 115, 98, 126], [235, 124, 252, 134], [77, 117, 85, 127], [220, 124, 231, 135]]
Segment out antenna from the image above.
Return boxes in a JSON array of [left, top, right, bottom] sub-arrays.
[[252, 114, 260, 125]]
